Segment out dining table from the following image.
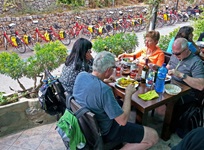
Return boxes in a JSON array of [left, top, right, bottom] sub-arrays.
[[109, 65, 191, 141]]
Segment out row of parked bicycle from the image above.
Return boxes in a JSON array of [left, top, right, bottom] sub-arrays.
[[1, 7, 194, 53]]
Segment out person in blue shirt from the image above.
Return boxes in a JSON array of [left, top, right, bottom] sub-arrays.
[[171, 127, 204, 150], [166, 26, 199, 54]]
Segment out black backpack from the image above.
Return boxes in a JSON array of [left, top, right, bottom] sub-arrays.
[[176, 100, 204, 138], [38, 70, 66, 116]]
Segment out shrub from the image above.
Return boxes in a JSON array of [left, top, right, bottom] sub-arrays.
[[158, 28, 179, 51], [92, 32, 138, 56], [0, 41, 67, 97], [192, 8, 204, 41]]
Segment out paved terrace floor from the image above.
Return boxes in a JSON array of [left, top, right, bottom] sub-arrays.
[[0, 110, 182, 150]]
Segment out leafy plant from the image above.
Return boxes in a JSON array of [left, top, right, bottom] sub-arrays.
[[0, 41, 67, 98], [0, 92, 19, 106], [192, 7, 204, 41], [158, 27, 179, 51], [93, 32, 138, 56]]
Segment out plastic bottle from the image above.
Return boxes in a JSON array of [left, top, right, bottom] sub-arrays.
[[155, 63, 168, 93], [146, 68, 155, 87]]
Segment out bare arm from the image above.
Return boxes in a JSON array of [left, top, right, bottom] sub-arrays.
[[168, 69, 204, 91], [114, 84, 136, 126]]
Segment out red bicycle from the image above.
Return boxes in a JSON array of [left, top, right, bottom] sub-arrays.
[[50, 24, 71, 46], [66, 16, 92, 40], [15, 29, 35, 51], [2, 23, 26, 53], [32, 20, 54, 44]]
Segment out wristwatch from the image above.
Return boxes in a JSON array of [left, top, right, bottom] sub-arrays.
[[181, 73, 187, 80]]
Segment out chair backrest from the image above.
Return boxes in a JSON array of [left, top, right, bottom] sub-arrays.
[[164, 51, 171, 64], [69, 98, 104, 149]]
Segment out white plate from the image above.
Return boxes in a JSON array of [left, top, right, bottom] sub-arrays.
[[115, 77, 139, 89], [165, 75, 172, 82], [165, 84, 181, 95], [196, 41, 204, 48]]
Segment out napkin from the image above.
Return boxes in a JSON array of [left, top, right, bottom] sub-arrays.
[[138, 90, 159, 101]]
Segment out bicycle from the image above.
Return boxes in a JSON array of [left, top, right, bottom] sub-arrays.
[[15, 29, 35, 51], [32, 20, 55, 44], [91, 16, 111, 38], [104, 14, 124, 34], [50, 24, 71, 46], [2, 23, 26, 53], [66, 16, 92, 40]]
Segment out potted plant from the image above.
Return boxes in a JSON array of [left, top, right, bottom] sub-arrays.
[[0, 41, 67, 98], [92, 32, 138, 56]]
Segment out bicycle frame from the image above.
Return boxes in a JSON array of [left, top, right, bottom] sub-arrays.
[[3, 28, 17, 48], [35, 27, 51, 42], [50, 25, 71, 45], [67, 22, 83, 39], [2, 26, 26, 53]]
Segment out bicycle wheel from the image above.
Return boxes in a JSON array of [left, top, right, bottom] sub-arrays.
[[156, 17, 164, 28], [177, 14, 183, 23], [113, 23, 124, 35], [106, 24, 114, 36], [15, 39, 26, 53], [26, 37, 35, 51], [67, 27, 76, 39], [60, 32, 71, 46], [100, 27, 109, 38], [123, 21, 133, 32], [139, 19, 147, 31], [170, 14, 177, 25], [132, 20, 140, 32], [3, 37, 8, 50], [79, 28, 92, 41]]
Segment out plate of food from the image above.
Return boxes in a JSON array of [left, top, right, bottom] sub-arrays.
[[165, 75, 172, 82], [115, 76, 139, 89], [165, 84, 181, 95]]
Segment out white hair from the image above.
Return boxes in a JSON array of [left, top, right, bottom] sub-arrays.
[[93, 51, 115, 73]]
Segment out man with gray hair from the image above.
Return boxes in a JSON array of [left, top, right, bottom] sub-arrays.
[[157, 38, 204, 135], [167, 38, 204, 92], [73, 51, 159, 149]]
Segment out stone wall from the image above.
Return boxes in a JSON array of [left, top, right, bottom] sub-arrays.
[[1, 0, 57, 15], [0, 98, 57, 137]]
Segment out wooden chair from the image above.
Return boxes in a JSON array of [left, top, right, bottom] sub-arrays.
[[68, 96, 122, 150]]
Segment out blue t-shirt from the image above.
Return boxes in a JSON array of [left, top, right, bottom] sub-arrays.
[[166, 37, 197, 54], [73, 72, 123, 135]]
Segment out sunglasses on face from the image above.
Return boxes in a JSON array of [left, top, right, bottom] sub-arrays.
[[172, 48, 186, 56], [111, 65, 117, 68]]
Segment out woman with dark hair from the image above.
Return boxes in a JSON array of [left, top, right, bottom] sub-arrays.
[[166, 26, 199, 54], [59, 38, 93, 95]]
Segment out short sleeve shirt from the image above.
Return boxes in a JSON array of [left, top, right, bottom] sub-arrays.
[[73, 72, 123, 135], [168, 53, 204, 82]]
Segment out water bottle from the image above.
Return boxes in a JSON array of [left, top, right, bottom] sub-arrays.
[[146, 68, 155, 87], [155, 63, 168, 93]]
